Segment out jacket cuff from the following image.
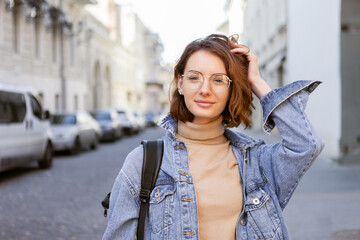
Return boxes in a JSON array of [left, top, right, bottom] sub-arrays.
[[260, 80, 322, 133]]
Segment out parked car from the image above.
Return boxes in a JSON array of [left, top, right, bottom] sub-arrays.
[[92, 109, 123, 141], [50, 111, 100, 154], [133, 111, 146, 132], [0, 83, 53, 172], [144, 111, 156, 127], [116, 109, 135, 135]]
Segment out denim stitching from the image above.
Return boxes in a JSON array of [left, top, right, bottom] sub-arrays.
[[261, 81, 321, 134], [120, 170, 141, 208], [280, 93, 317, 209]]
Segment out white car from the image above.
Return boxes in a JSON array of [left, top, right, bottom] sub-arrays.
[[116, 109, 137, 135], [133, 111, 146, 132], [0, 83, 53, 172], [50, 112, 100, 154]]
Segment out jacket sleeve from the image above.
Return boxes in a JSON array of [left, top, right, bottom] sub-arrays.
[[102, 146, 143, 240], [257, 80, 325, 210]]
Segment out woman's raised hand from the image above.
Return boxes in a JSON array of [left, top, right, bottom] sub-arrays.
[[231, 46, 272, 99]]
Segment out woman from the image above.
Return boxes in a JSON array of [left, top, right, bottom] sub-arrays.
[[102, 34, 324, 240]]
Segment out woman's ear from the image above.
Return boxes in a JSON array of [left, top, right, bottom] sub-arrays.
[[177, 75, 183, 93]]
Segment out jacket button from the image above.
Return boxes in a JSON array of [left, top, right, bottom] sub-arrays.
[[155, 189, 160, 198], [240, 219, 247, 226], [253, 198, 260, 205], [183, 231, 195, 236], [179, 171, 189, 176]]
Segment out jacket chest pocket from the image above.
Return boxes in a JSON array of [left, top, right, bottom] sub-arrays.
[[245, 188, 281, 239], [149, 182, 176, 233]]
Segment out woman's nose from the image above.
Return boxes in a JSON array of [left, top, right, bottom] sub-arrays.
[[199, 78, 212, 95]]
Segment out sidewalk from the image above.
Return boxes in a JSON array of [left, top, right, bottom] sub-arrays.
[[285, 154, 360, 240]]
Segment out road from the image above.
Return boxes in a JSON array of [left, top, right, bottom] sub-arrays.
[[0, 127, 165, 240], [0, 127, 359, 240]]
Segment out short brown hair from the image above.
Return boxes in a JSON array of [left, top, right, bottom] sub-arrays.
[[170, 34, 254, 128]]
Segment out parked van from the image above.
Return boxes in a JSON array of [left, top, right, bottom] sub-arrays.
[[0, 83, 53, 172]]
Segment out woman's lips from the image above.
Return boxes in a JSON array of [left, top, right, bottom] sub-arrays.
[[195, 100, 215, 108]]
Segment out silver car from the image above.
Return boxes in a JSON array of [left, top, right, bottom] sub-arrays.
[[50, 111, 100, 154], [117, 109, 136, 135], [92, 109, 123, 142]]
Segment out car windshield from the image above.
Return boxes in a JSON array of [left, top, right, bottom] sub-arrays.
[[95, 112, 111, 120], [118, 113, 128, 121], [145, 112, 154, 118], [50, 114, 76, 125]]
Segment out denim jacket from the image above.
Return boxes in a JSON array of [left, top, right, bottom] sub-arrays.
[[102, 80, 324, 240]]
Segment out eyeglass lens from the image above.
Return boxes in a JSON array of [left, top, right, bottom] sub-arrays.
[[183, 71, 230, 93]]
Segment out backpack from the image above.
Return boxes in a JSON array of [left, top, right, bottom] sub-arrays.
[[101, 139, 164, 240]]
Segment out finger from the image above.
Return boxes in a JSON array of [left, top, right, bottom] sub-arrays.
[[232, 49, 257, 63], [246, 52, 257, 62], [231, 46, 250, 55]]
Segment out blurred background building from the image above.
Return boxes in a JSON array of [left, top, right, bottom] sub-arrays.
[[220, 0, 360, 163], [0, 0, 170, 114], [1, 0, 359, 163]]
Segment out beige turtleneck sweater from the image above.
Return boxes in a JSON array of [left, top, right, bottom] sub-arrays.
[[176, 117, 243, 240]]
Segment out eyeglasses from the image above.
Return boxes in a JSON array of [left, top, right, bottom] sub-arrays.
[[181, 71, 232, 93]]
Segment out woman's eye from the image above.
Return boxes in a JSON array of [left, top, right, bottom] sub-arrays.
[[213, 78, 225, 84], [188, 76, 200, 81]]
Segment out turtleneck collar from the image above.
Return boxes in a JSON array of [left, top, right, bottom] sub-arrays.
[[177, 116, 225, 141]]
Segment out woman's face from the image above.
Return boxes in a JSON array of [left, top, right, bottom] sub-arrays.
[[178, 50, 230, 124]]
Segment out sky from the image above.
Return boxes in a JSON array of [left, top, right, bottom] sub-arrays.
[[129, 0, 228, 63]]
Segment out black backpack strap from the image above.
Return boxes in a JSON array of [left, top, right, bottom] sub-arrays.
[[137, 139, 164, 240], [101, 192, 111, 217]]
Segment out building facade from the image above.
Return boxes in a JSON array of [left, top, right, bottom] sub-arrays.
[[222, 0, 360, 162], [0, 0, 170, 115]]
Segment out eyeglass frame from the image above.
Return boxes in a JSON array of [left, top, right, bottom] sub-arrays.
[[180, 70, 232, 93]]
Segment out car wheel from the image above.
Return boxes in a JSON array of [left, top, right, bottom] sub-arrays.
[[90, 134, 99, 150], [38, 142, 53, 169], [111, 130, 116, 142], [117, 128, 122, 139], [70, 137, 81, 155]]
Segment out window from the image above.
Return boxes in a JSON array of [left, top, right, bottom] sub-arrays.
[[277, 64, 284, 87], [74, 94, 78, 111], [50, 114, 76, 125], [52, 27, 57, 63], [34, 17, 41, 58], [0, 90, 26, 124], [38, 92, 44, 106], [70, 35, 76, 66], [12, 6, 20, 53], [55, 94, 60, 111], [29, 94, 42, 119]]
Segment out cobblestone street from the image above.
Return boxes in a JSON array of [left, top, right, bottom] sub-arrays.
[[0, 127, 165, 240], [1, 127, 359, 240]]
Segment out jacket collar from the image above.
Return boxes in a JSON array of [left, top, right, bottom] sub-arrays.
[[158, 113, 263, 149]]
